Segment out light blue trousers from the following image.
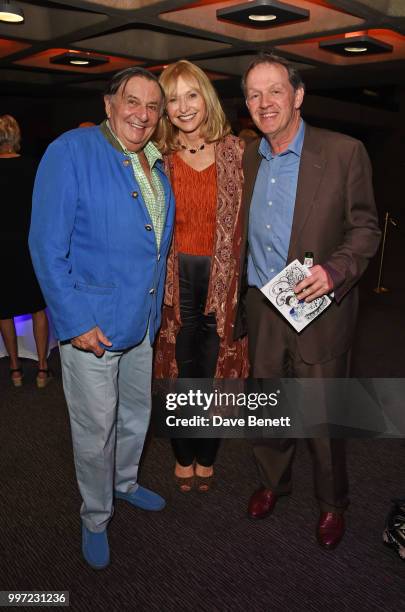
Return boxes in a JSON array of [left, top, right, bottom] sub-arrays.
[[60, 334, 152, 532]]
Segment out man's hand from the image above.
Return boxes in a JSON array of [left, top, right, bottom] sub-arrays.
[[71, 326, 112, 357], [294, 265, 333, 302]]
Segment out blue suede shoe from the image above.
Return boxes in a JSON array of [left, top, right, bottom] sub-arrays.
[[114, 485, 166, 511], [82, 524, 110, 570]]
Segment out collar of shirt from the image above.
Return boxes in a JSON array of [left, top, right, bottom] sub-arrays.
[[102, 119, 163, 170], [259, 119, 305, 161]]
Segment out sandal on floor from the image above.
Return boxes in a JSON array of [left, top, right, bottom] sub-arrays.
[[175, 475, 194, 493], [36, 368, 53, 389], [195, 474, 214, 493], [10, 368, 23, 387]]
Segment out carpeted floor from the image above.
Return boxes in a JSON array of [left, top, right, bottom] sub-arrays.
[[0, 285, 404, 611]]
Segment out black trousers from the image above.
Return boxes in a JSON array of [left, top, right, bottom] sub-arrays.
[[172, 253, 220, 467]]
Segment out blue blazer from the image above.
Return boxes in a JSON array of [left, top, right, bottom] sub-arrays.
[[29, 125, 174, 350]]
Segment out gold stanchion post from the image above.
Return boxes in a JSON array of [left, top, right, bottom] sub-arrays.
[[374, 211, 389, 294]]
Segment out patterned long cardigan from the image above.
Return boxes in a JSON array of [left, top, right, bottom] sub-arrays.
[[154, 134, 249, 379]]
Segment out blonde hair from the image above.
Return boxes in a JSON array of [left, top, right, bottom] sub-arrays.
[[0, 114, 21, 153], [155, 60, 231, 153]]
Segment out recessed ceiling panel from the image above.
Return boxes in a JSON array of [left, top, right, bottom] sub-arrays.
[[0, 38, 30, 58], [319, 35, 393, 56], [217, 0, 310, 29], [0, 2, 107, 41], [76, 28, 231, 60], [160, 0, 364, 43], [50, 51, 110, 67], [276, 29, 405, 64], [15, 48, 143, 73]]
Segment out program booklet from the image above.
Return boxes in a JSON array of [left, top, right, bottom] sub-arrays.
[[260, 259, 332, 333]]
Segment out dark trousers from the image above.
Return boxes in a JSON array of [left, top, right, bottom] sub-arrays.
[[246, 287, 349, 512], [172, 253, 220, 467]]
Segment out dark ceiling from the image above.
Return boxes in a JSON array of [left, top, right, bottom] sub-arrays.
[[0, 0, 404, 97], [0, 0, 404, 145]]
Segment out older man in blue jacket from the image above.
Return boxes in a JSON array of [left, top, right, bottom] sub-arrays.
[[29, 67, 174, 569]]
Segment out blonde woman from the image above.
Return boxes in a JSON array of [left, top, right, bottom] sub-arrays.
[[154, 61, 249, 491]]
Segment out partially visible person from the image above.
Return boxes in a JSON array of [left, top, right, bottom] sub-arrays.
[[0, 114, 51, 388], [78, 121, 96, 128], [154, 60, 249, 492], [29, 67, 175, 569], [238, 128, 259, 145], [384, 497, 405, 560]]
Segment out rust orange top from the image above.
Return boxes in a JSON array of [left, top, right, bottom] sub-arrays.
[[171, 153, 217, 256]]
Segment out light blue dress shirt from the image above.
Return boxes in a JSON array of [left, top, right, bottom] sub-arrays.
[[247, 120, 305, 288]]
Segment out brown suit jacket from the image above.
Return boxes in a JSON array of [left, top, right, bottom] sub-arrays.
[[235, 123, 381, 364]]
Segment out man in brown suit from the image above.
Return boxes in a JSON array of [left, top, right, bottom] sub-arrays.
[[238, 53, 381, 549]]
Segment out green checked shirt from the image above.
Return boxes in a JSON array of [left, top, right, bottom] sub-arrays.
[[105, 120, 166, 249]]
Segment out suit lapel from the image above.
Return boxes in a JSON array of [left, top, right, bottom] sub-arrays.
[[287, 125, 326, 260], [236, 140, 261, 297], [241, 140, 262, 246]]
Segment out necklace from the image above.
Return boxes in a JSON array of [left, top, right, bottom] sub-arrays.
[[178, 140, 205, 154]]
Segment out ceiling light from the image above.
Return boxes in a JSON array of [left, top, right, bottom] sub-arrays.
[[249, 14, 277, 22], [344, 46, 367, 53], [363, 89, 379, 97], [217, 0, 309, 29], [319, 36, 393, 57], [0, 0, 24, 23], [50, 52, 109, 68]]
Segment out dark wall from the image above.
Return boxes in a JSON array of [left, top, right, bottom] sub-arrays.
[[0, 92, 104, 158]]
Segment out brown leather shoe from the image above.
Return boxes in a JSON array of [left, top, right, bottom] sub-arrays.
[[317, 512, 345, 550], [248, 488, 278, 519]]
